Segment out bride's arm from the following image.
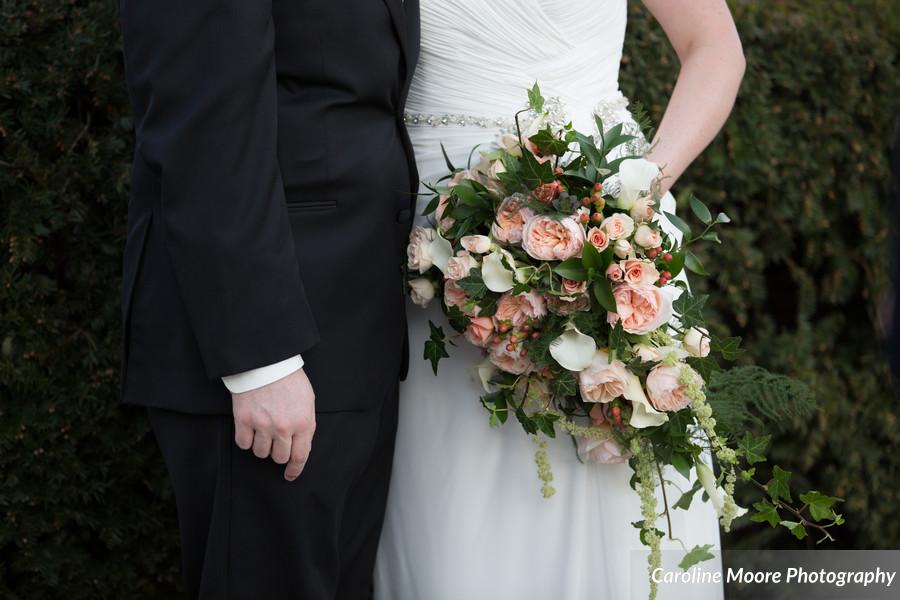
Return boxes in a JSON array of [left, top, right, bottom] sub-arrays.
[[640, 0, 746, 192]]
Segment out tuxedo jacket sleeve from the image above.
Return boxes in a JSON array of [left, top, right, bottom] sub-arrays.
[[119, 0, 319, 379]]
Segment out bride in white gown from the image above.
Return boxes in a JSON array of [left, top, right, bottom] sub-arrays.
[[375, 1, 746, 598]]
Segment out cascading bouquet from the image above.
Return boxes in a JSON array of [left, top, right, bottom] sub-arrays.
[[405, 84, 843, 597]]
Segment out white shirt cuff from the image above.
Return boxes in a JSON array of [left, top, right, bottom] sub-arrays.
[[221, 354, 304, 394]]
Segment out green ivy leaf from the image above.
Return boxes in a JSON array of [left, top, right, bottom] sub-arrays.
[[767, 465, 793, 502], [673, 293, 708, 329], [549, 369, 578, 398], [739, 433, 770, 466], [679, 544, 716, 570], [751, 500, 781, 528], [424, 321, 450, 375], [674, 480, 703, 511], [527, 82, 545, 112], [457, 268, 487, 300], [781, 520, 808, 540], [529, 127, 569, 156], [799, 491, 844, 521], [481, 389, 510, 426], [712, 336, 744, 361], [532, 412, 560, 438]]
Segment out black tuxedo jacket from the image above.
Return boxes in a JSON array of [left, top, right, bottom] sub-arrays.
[[119, 0, 420, 413]]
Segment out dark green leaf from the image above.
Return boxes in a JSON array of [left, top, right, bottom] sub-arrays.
[[592, 278, 617, 313], [781, 521, 808, 540], [553, 258, 588, 281], [457, 269, 487, 300], [751, 500, 781, 528], [663, 211, 692, 237], [674, 480, 703, 510], [684, 251, 708, 276], [440, 143, 456, 173], [424, 322, 450, 375], [689, 195, 713, 225]]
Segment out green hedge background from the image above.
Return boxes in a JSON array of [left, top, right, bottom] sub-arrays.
[[1, 0, 897, 596]]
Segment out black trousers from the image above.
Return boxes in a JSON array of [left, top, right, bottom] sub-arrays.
[[147, 384, 398, 599]]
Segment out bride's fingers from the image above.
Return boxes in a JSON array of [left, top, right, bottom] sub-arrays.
[[252, 431, 273, 459]]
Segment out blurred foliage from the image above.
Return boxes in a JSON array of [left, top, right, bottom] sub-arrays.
[[0, 0, 897, 596], [623, 0, 900, 550]]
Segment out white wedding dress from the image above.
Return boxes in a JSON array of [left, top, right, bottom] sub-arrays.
[[375, 1, 725, 599]]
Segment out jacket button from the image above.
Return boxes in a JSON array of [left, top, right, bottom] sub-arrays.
[[396, 208, 412, 224]]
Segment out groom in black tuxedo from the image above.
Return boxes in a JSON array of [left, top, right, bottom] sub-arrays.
[[118, 1, 419, 597]]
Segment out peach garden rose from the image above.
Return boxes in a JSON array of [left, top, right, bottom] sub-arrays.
[[645, 363, 703, 412], [493, 290, 547, 328], [492, 193, 535, 245], [607, 283, 673, 335], [521, 215, 585, 261]]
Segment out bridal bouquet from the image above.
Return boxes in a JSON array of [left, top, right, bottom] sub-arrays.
[[405, 85, 843, 596]]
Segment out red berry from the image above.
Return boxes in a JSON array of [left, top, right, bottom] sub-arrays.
[[580, 213, 589, 223], [594, 182, 603, 192], [493, 336, 502, 344], [520, 348, 528, 357], [506, 343, 515, 352], [662, 271, 672, 279], [657, 277, 666, 286], [509, 335, 519, 344], [647, 248, 658, 258], [591, 213, 603, 223], [663, 253, 673, 262], [499, 324, 510, 333], [592, 191, 603, 203], [581, 196, 592, 207], [522, 324, 531, 332]]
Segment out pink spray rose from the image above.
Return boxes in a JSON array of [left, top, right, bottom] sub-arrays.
[[578, 351, 630, 404], [492, 193, 535, 245], [645, 364, 703, 412], [586, 227, 610, 252], [488, 341, 534, 375], [493, 290, 547, 329], [464, 317, 495, 348], [607, 283, 673, 335], [606, 263, 624, 282], [561, 278, 588, 296], [521, 216, 585, 261], [446, 250, 478, 281], [622, 259, 660, 287]]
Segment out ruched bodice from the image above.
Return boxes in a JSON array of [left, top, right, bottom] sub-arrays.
[[408, 0, 627, 130]]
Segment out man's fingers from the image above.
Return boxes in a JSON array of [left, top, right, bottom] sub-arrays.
[[252, 431, 273, 459], [234, 419, 254, 451], [284, 435, 312, 481], [270, 436, 292, 465]]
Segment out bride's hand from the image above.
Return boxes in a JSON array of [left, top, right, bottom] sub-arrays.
[[231, 368, 317, 481]]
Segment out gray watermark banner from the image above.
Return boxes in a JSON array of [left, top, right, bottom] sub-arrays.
[[628, 550, 900, 599]]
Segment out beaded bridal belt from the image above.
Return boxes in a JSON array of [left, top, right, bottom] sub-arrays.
[[402, 93, 648, 156], [402, 94, 632, 134]]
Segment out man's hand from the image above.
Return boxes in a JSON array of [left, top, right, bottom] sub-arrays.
[[232, 368, 316, 481]]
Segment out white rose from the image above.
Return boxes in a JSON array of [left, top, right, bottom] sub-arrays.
[[460, 235, 492, 254], [407, 226, 436, 273], [633, 224, 663, 249], [446, 250, 479, 281], [613, 239, 632, 259], [408, 278, 435, 307], [630, 196, 655, 223], [683, 327, 711, 358], [600, 213, 635, 241]]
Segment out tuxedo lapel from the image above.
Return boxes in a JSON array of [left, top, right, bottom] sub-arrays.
[[382, 0, 409, 71]]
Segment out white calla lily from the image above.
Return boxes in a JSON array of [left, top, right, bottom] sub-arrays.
[[473, 359, 498, 393], [482, 250, 515, 292], [623, 373, 669, 428], [549, 323, 597, 372], [617, 158, 660, 210], [428, 232, 453, 275], [696, 462, 749, 519]]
